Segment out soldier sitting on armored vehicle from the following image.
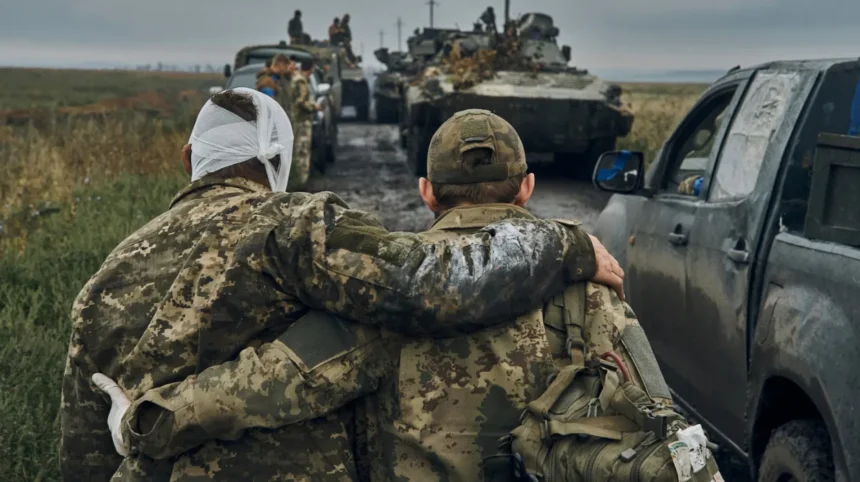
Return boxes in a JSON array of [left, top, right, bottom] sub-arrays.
[[328, 17, 340, 43]]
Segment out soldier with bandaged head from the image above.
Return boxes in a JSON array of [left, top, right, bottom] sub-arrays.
[[59, 90, 624, 481]]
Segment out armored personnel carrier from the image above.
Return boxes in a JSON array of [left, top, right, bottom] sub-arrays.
[[401, 13, 634, 177], [372, 48, 412, 124]]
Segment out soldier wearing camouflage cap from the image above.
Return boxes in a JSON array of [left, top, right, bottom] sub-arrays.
[[359, 109, 635, 480], [61, 91, 624, 481], [86, 109, 628, 481]]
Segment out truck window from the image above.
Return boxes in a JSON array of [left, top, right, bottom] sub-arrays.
[[780, 65, 860, 232], [709, 70, 804, 201], [661, 88, 736, 195]]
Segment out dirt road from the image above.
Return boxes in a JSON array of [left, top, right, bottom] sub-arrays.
[[306, 123, 612, 231]]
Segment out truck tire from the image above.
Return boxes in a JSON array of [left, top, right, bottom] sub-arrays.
[[406, 127, 432, 176], [325, 139, 336, 165], [758, 420, 834, 482], [356, 98, 370, 122]]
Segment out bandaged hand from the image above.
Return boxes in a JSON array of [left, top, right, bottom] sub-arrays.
[[92, 373, 132, 456]]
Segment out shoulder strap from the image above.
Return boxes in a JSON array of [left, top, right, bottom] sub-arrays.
[[560, 283, 587, 367], [527, 283, 588, 417]]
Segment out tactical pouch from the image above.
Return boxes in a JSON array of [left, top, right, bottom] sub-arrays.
[[507, 284, 723, 482]]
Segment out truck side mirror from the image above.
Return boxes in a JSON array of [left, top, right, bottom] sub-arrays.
[[223, 64, 232, 78], [561, 46, 571, 62], [592, 150, 644, 194]]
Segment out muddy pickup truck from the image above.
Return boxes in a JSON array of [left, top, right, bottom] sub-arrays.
[[591, 58, 860, 482]]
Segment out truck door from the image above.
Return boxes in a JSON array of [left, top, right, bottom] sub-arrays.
[[682, 69, 818, 444], [329, 52, 343, 116], [627, 81, 746, 390]]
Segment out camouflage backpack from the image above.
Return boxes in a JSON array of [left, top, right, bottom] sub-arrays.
[[484, 283, 723, 482]]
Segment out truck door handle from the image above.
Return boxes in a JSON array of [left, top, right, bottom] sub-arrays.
[[727, 238, 750, 264], [668, 224, 687, 246], [668, 233, 687, 245], [727, 248, 749, 264]]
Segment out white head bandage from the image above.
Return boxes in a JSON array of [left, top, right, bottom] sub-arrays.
[[188, 87, 294, 192]]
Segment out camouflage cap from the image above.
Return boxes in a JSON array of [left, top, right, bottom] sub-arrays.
[[427, 109, 527, 184]]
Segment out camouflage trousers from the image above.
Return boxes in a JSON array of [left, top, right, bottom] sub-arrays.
[[288, 120, 312, 191]]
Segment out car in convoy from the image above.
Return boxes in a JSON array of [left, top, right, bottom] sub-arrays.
[[227, 41, 344, 116], [216, 44, 338, 172], [591, 57, 860, 482]]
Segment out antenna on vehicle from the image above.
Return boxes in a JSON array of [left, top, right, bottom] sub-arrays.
[[379, 29, 385, 48], [727, 65, 741, 73], [396, 17, 404, 51], [426, 0, 439, 27]]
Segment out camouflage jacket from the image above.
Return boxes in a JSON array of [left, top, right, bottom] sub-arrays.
[[290, 74, 317, 124], [359, 204, 577, 481], [256, 68, 293, 113], [59, 178, 597, 481]]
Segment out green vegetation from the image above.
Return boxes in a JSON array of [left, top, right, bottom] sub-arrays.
[[0, 175, 185, 481]]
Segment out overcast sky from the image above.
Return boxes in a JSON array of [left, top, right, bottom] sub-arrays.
[[1, 0, 859, 71]]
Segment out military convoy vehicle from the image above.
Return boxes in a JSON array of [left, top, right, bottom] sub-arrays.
[[341, 64, 371, 122], [400, 13, 634, 178], [592, 57, 860, 482], [218, 42, 340, 171], [372, 48, 411, 123], [228, 41, 344, 118], [301, 44, 370, 122]]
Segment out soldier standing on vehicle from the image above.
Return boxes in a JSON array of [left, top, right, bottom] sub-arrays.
[[339, 14, 358, 64], [61, 91, 624, 481], [480, 6, 497, 33], [287, 59, 320, 190], [288, 10, 303, 44]]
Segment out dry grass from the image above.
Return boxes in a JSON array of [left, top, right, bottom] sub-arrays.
[[615, 82, 707, 165], [0, 67, 221, 111]]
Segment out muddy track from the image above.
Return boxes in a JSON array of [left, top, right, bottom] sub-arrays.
[[305, 122, 611, 232]]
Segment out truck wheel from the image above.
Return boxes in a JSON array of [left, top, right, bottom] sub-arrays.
[[325, 139, 336, 165], [406, 127, 432, 176], [758, 420, 834, 482], [399, 126, 408, 149], [356, 101, 370, 122]]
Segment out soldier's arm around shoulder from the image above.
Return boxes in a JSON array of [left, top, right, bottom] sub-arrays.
[[265, 192, 598, 337], [59, 331, 122, 481], [119, 312, 397, 460]]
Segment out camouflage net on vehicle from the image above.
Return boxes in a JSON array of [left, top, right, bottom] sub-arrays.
[[413, 36, 540, 91]]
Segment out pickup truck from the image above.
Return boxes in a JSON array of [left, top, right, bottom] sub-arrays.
[[591, 58, 860, 482]]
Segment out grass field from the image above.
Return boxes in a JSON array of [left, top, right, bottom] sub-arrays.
[[0, 69, 707, 481], [0, 68, 221, 112]]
